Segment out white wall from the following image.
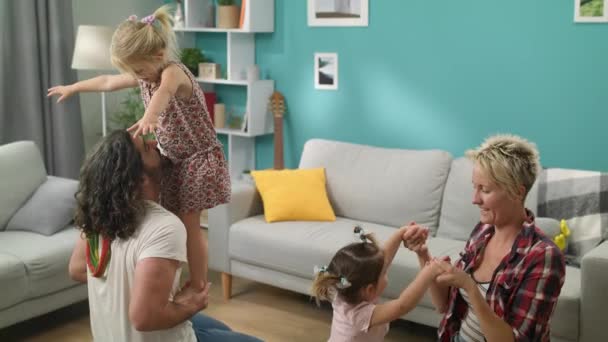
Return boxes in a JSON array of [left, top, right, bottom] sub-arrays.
[[72, 0, 164, 152]]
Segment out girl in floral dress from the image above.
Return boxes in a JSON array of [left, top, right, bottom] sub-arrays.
[[48, 5, 230, 290]]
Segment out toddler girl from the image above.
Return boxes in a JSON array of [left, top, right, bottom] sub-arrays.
[[48, 5, 229, 290], [312, 226, 441, 342]]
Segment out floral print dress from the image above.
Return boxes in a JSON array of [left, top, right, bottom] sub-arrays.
[[139, 62, 231, 213]]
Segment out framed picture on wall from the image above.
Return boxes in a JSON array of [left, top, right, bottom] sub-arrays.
[[308, 0, 369, 27], [314, 53, 338, 90], [574, 0, 608, 22]]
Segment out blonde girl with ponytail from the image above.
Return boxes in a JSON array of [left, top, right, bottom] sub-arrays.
[[49, 5, 231, 292]]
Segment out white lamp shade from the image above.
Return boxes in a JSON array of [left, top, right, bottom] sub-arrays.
[[71, 25, 114, 70]]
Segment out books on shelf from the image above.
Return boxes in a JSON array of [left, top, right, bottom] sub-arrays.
[[239, 0, 247, 28], [239, 0, 250, 30]]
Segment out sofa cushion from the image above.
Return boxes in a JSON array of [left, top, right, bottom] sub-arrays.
[[299, 139, 452, 231], [437, 157, 539, 241], [251, 168, 335, 223], [0, 252, 28, 310], [229, 216, 464, 309], [6, 176, 78, 235], [0, 228, 80, 298], [550, 266, 580, 341], [0, 141, 47, 231]]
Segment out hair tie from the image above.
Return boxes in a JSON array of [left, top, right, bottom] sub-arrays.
[[127, 15, 138, 22], [141, 14, 156, 25], [313, 265, 328, 275], [353, 225, 369, 243], [336, 276, 352, 289]]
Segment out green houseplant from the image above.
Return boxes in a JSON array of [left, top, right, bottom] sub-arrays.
[[111, 88, 145, 129], [180, 48, 207, 76]]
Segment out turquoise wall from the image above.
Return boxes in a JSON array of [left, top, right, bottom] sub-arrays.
[[200, 1, 608, 171]]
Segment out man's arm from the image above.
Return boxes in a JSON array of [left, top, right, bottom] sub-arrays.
[[129, 257, 206, 331], [68, 234, 87, 283]]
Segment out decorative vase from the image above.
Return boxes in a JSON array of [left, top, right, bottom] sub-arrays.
[[217, 5, 240, 29], [174, 2, 184, 29]]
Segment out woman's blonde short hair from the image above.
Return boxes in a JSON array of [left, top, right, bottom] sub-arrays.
[[466, 134, 540, 201], [110, 5, 179, 75]]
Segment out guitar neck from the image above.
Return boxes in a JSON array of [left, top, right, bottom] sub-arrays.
[[273, 116, 284, 170]]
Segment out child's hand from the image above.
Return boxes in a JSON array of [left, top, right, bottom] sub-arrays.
[[128, 114, 158, 137], [47, 85, 76, 103], [402, 222, 429, 255], [433, 257, 474, 291], [424, 257, 449, 280]]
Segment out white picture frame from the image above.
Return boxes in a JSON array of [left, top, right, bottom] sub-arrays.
[[314, 53, 338, 90], [308, 0, 368, 27], [574, 0, 608, 23]]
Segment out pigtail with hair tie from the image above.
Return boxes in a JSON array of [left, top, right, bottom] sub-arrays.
[[141, 14, 156, 25], [353, 225, 371, 243]]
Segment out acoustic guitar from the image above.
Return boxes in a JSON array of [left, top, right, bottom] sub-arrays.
[[269, 91, 285, 170]]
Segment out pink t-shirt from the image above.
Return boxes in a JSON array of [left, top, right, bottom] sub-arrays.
[[329, 295, 389, 342]]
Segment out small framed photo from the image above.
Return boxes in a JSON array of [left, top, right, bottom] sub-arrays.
[[314, 53, 338, 90], [308, 0, 368, 27], [198, 63, 221, 79], [574, 0, 608, 23]]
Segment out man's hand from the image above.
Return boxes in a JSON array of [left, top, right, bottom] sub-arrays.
[[174, 282, 211, 313], [47, 84, 76, 103]]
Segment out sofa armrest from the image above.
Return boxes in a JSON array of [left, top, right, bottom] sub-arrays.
[[580, 240, 608, 342], [208, 181, 263, 272]]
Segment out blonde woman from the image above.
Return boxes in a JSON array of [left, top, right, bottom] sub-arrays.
[[49, 5, 230, 292], [403, 134, 565, 341]]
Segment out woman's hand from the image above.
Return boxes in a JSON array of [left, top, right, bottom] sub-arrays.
[[433, 258, 476, 292], [47, 85, 76, 103], [128, 114, 158, 137], [402, 221, 429, 256]]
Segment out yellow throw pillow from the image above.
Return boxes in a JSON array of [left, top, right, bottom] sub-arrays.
[[251, 168, 336, 223]]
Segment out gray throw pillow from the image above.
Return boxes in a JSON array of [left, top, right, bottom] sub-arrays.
[[6, 176, 78, 235]]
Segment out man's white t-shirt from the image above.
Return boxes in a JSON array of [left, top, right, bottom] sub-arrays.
[[87, 201, 196, 342]]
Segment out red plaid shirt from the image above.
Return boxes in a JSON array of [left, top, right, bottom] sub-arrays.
[[438, 211, 566, 342]]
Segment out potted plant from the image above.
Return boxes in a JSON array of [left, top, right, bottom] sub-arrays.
[[217, 0, 239, 29], [110, 88, 145, 130], [180, 48, 207, 76]]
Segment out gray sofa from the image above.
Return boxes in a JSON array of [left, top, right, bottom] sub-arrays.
[[0, 141, 87, 329], [209, 138, 608, 342]]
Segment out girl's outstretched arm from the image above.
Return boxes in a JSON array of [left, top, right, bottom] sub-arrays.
[[382, 225, 408, 268], [128, 64, 187, 137], [48, 74, 137, 103], [369, 262, 440, 327]]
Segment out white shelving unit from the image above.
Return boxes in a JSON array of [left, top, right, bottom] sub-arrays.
[[177, 0, 275, 180]]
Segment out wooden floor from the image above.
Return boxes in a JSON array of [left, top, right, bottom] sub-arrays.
[[0, 270, 437, 342]]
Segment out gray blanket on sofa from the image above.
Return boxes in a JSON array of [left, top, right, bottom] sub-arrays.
[[537, 168, 608, 265]]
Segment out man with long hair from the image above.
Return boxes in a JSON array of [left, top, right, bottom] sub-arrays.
[[68, 130, 260, 342]]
